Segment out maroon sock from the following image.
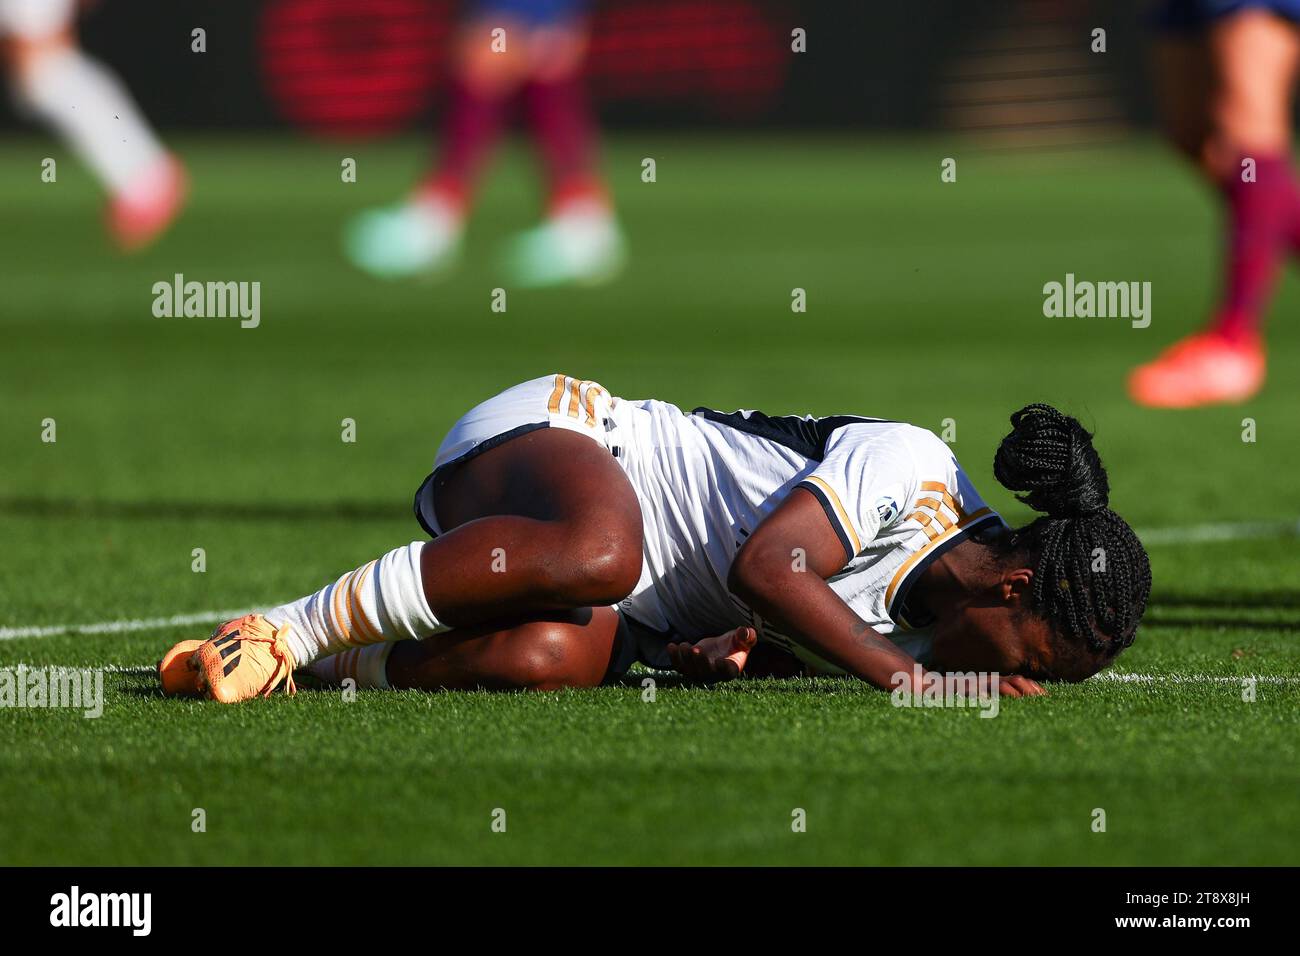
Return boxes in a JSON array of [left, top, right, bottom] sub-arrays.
[[521, 76, 605, 210], [1212, 154, 1300, 342], [419, 79, 509, 210]]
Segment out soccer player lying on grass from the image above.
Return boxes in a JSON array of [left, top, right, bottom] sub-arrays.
[[158, 376, 1151, 701]]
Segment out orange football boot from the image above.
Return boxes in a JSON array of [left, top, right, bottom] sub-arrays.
[[1128, 330, 1265, 408], [157, 639, 204, 696], [191, 614, 297, 704]]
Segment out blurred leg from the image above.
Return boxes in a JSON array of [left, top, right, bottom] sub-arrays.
[[501, 18, 623, 287], [344, 19, 526, 277], [521, 73, 605, 208], [3, 8, 184, 250], [417, 21, 529, 210], [6, 28, 169, 197], [519, 23, 606, 210], [1130, 11, 1298, 407], [1205, 10, 1300, 340], [1207, 9, 1299, 164]]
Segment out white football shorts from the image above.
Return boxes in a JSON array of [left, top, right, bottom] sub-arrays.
[[0, 0, 76, 39], [413, 374, 622, 536]]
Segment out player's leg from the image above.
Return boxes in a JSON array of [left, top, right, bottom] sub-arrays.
[[419, 15, 530, 213], [1130, 7, 1300, 407], [502, 4, 625, 287], [182, 425, 643, 702], [309, 606, 623, 692], [414, 425, 643, 623], [1205, 8, 1300, 326], [163, 600, 624, 698], [1, 0, 185, 249], [344, 13, 527, 278]]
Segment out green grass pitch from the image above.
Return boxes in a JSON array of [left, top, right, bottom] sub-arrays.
[[0, 135, 1297, 865]]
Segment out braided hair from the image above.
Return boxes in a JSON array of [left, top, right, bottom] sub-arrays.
[[992, 404, 1151, 677]]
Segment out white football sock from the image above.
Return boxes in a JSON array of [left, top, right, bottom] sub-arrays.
[[265, 542, 445, 666], [308, 643, 394, 690], [12, 47, 167, 195]]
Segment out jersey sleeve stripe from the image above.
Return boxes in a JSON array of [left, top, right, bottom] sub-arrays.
[[913, 499, 956, 531], [885, 507, 995, 610], [797, 476, 862, 560]]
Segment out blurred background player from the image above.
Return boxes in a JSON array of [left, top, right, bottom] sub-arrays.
[[0, 0, 186, 250], [344, 0, 623, 286], [1130, 0, 1300, 407]]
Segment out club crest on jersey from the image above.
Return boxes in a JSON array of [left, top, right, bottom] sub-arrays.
[[875, 495, 900, 526]]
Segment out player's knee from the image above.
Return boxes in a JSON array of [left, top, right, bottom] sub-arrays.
[[457, 20, 526, 95], [564, 522, 642, 605], [510, 621, 601, 690], [1209, 90, 1291, 161]]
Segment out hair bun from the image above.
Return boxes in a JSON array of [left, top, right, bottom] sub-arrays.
[[993, 404, 1109, 518]]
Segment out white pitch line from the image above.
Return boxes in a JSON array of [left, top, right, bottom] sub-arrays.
[[0, 662, 158, 675], [0, 606, 270, 642], [1093, 672, 1299, 685]]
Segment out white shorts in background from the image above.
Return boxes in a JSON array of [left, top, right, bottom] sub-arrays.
[[413, 374, 621, 536], [0, 0, 76, 39]]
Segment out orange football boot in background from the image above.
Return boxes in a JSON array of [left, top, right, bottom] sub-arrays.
[[1128, 330, 1265, 408]]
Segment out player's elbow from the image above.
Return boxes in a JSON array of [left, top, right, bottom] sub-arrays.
[[728, 540, 786, 606]]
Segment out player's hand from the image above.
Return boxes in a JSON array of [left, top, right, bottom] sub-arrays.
[[666, 627, 757, 684], [914, 672, 1047, 698], [993, 674, 1047, 697]]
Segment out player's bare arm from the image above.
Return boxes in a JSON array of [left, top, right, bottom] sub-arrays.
[[727, 490, 1046, 697], [729, 488, 921, 690]]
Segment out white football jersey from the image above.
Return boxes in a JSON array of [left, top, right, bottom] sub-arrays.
[[606, 395, 1004, 673], [413, 375, 1005, 675]]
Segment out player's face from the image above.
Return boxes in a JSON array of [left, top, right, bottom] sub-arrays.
[[928, 602, 1055, 677]]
